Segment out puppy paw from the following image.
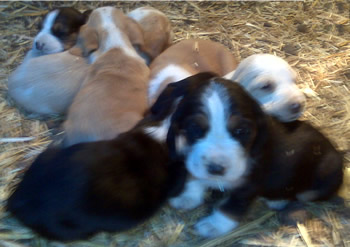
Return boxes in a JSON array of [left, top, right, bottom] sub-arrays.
[[194, 211, 239, 238], [265, 199, 289, 210], [169, 195, 203, 210]]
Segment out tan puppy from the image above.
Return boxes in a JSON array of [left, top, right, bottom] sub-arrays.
[[63, 7, 150, 147], [127, 6, 173, 64], [148, 39, 238, 105]]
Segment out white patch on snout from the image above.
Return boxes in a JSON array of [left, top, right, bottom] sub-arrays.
[[185, 83, 248, 188], [89, 7, 141, 63], [148, 64, 192, 103], [33, 9, 64, 54], [195, 210, 239, 238]]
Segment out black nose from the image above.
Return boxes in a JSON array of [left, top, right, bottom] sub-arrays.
[[289, 102, 302, 114], [35, 41, 44, 50], [207, 163, 226, 176]]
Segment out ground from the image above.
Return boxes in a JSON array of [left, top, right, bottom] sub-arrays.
[[0, 1, 349, 247]]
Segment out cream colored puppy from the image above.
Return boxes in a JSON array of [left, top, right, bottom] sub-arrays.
[[127, 6, 173, 64], [63, 7, 150, 147], [224, 54, 306, 122]]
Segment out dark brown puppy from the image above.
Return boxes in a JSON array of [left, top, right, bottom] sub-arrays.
[[154, 73, 343, 238], [6, 107, 186, 241]]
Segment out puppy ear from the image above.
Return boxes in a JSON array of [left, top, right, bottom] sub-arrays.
[[124, 17, 149, 53], [151, 72, 218, 119], [82, 9, 92, 23], [76, 25, 99, 57], [68, 45, 83, 57]]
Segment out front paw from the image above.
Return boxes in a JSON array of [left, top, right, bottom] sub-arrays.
[[169, 194, 203, 210], [194, 211, 239, 238]]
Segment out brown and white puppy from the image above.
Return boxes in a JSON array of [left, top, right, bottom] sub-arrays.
[[127, 6, 173, 64], [224, 54, 306, 122], [33, 7, 91, 56], [63, 7, 150, 147], [156, 73, 342, 238], [7, 7, 91, 116], [148, 39, 237, 105]]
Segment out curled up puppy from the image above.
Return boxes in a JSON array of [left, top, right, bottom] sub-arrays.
[[7, 7, 91, 116], [155, 73, 343, 238], [6, 99, 187, 241], [127, 6, 173, 64], [63, 7, 150, 146]]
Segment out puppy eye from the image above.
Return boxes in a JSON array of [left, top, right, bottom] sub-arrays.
[[184, 115, 208, 143], [260, 81, 274, 91], [231, 126, 251, 138], [229, 118, 252, 140]]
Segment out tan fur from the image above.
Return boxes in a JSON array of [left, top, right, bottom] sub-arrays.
[[63, 7, 150, 146], [128, 7, 173, 60], [148, 39, 238, 104], [7, 50, 89, 115]]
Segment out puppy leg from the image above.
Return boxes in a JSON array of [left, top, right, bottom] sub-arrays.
[[195, 183, 258, 238], [169, 179, 206, 210]]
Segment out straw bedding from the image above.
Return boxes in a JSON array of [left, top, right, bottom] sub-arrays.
[[0, 1, 349, 246]]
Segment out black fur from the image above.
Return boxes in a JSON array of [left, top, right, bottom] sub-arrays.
[[6, 117, 186, 241], [161, 73, 343, 222]]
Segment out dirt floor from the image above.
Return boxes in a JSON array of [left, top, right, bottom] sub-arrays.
[[0, 1, 349, 246]]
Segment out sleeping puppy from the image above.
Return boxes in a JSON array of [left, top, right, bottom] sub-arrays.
[[6, 109, 187, 241], [148, 39, 238, 105], [63, 7, 150, 146], [32, 7, 91, 56], [224, 54, 306, 122], [156, 73, 343, 238], [127, 6, 173, 64], [149, 40, 305, 122], [7, 7, 91, 116]]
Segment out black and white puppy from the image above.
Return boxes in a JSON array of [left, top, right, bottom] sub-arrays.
[[6, 112, 186, 241], [157, 73, 343, 238], [32, 7, 91, 55]]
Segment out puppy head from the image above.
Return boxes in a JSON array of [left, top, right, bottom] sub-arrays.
[[166, 74, 267, 185], [34, 7, 90, 54], [73, 7, 146, 63], [128, 6, 173, 62], [231, 54, 306, 122]]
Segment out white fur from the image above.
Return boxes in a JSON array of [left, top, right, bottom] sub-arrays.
[[33, 10, 64, 54], [148, 64, 192, 102], [195, 210, 239, 238], [185, 83, 248, 184], [144, 117, 171, 142], [89, 7, 141, 63], [127, 7, 165, 22], [169, 180, 206, 210], [264, 199, 289, 210], [227, 54, 306, 122]]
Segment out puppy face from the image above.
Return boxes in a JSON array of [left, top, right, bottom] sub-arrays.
[[165, 74, 266, 186], [231, 54, 306, 122], [34, 7, 89, 54], [76, 7, 145, 64]]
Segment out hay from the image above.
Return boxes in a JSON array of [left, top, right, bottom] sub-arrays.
[[0, 1, 349, 246]]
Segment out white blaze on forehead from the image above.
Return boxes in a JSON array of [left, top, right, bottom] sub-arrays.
[[41, 9, 59, 34], [94, 7, 140, 59], [148, 64, 192, 102]]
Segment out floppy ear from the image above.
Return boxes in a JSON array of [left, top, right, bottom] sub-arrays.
[[151, 72, 218, 119], [75, 25, 99, 57], [124, 17, 150, 54], [68, 45, 83, 57], [82, 9, 92, 23]]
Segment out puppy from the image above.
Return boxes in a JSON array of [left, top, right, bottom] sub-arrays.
[[7, 51, 89, 115], [155, 73, 343, 238], [6, 109, 186, 241], [63, 7, 150, 146], [127, 6, 173, 64], [224, 54, 306, 122], [148, 39, 237, 105], [7, 7, 91, 116], [32, 7, 91, 56]]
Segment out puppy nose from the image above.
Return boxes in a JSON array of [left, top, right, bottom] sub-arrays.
[[289, 102, 302, 114], [35, 41, 44, 50], [207, 163, 226, 176]]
